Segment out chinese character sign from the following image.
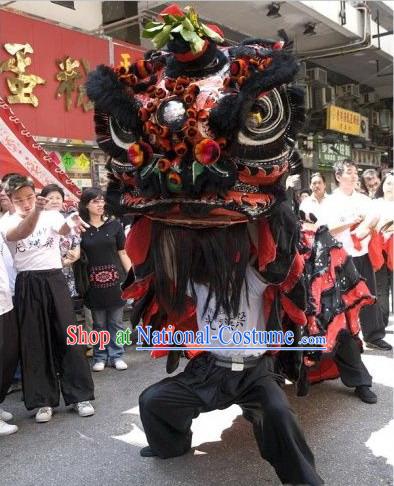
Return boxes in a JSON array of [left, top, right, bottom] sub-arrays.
[[326, 105, 361, 136], [55, 56, 93, 112], [0, 43, 46, 107]]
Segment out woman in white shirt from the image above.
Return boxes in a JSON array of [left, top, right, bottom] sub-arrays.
[[2, 175, 95, 423]]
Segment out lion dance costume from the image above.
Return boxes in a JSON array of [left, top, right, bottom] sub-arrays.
[[86, 5, 373, 484]]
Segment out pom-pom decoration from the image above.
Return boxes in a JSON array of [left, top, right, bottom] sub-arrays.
[[167, 171, 183, 192], [194, 139, 221, 165], [157, 158, 172, 173], [127, 142, 153, 168]]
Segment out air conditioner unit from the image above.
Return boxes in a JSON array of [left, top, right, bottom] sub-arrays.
[[359, 116, 370, 140], [306, 67, 327, 86], [296, 62, 307, 80], [361, 91, 379, 105], [336, 84, 360, 99], [371, 110, 380, 127], [293, 82, 311, 110], [325, 86, 336, 105], [379, 109, 392, 132], [311, 87, 326, 110]]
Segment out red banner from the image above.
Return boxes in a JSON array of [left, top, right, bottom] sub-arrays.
[[0, 95, 81, 201]]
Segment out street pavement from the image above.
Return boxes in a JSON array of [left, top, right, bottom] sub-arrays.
[[1, 321, 393, 486]]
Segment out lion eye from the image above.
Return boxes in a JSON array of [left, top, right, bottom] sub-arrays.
[[246, 103, 270, 130]]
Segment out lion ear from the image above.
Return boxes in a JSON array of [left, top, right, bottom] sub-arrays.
[[86, 65, 141, 132]]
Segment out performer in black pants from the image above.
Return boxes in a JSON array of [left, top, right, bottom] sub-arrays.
[[2, 175, 95, 423], [137, 224, 323, 486], [140, 352, 322, 485], [352, 254, 387, 344]]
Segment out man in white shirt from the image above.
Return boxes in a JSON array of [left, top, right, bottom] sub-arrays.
[[318, 159, 391, 351], [299, 172, 329, 222], [0, 234, 19, 436], [2, 175, 95, 423]]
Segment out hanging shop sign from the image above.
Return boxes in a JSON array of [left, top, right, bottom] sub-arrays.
[[326, 105, 361, 136], [351, 148, 381, 168], [317, 141, 351, 167]]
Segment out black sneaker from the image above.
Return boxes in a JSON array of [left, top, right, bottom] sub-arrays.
[[140, 446, 158, 457], [366, 339, 392, 351], [355, 386, 377, 404]]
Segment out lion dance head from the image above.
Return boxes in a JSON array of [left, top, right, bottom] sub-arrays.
[[86, 4, 304, 227]]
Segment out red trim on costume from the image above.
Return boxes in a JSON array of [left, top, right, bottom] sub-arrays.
[[122, 274, 153, 300], [369, 231, 393, 271], [280, 252, 304, 293], [280, 295, 307, 325], [342, 280, 375, 308], [308, 359, 340, 384], [257, 219, 276, 271], [324, 313, 347, 352], [174, 40, 209, 62], [263, 285, 277, 323], [125, 217, 152, 266]]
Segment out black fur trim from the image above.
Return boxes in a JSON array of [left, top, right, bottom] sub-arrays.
[[86, 65, 142, 131], [93, 110, 129, 164], [209, 93, 244, 138]]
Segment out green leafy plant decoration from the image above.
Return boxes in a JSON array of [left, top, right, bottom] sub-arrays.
[[142, 6, 224, 53]]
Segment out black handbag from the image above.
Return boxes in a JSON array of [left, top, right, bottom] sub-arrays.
[[72, 248, 90, 299]]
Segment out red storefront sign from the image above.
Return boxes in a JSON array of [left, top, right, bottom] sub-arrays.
[[0, 9, 144, 141]]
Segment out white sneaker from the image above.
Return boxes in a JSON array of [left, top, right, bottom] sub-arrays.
[[92, 361, 105, 372], [73, 401, 95, 417], [0, 408, 13, 422], [113, 359, 128, 370], [35, 407, 53, 423], [0, 419, 18, 436]]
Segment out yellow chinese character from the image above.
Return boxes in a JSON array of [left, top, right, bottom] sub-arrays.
[[119, 53, 132, 70], [56, 56, 93, 112], [56, 56, 82, 111], [76, 59, 93, 112], [0, 43, 45, 107]]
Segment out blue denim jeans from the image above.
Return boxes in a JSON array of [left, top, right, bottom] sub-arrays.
[[91, 306, 125, 363]]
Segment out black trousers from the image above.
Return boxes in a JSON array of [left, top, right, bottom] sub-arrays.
[[334, 332, 372, 388], [139, 353, 323, 486], [0, 308, 19, 403], [352, 254, 385, 343], [15, 269, 94, 410], [375, 264, 391, 328]]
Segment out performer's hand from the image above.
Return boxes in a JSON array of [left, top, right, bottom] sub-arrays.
[[35, 196, 49, 212], [66, 247, 79, 260], [65, 212, 90, 234], [353, 215, 365, 225]]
